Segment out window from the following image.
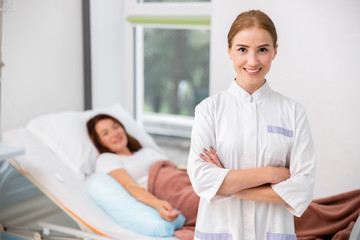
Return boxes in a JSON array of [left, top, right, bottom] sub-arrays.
[[125, 1, 211, 137], [142, 28, 209, 117]]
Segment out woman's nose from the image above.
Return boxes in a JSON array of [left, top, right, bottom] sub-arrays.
[[247, 52, 259, 66], [109, 130, 117, 137]]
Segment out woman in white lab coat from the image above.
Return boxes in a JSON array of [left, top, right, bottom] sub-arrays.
[[187, 10, 316, 240]]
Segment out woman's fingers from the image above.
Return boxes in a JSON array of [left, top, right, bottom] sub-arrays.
[[158, 201, 181, 221], [200, 147, 224, 168], [199, 149, 213, 163], [168, 210, 181, 220], [205, 147, 224, 168], [209, 146, 216, 154], [161, 209, 181, 221], [202, 148, 216, 161]]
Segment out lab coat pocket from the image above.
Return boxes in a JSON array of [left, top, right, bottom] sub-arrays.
[[266, 232, 297, 240], [265, 126, 293, 166]]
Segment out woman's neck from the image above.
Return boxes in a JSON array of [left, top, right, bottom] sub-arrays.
[[115, 148, 133, 156], [235, 78, 266, 95]]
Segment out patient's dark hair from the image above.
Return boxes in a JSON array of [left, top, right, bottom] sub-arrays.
[[86, 114, 142, 154]]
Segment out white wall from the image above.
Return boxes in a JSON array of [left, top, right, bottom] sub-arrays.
[[211, 0, 360, 198], [0, 0, 84, 133], [90, 0, 125, 109]]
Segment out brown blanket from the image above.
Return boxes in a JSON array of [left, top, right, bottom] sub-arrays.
[[148, 160, 200, 240], [295, 189, 360, 240]]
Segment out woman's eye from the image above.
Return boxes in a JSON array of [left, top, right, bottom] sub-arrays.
[[238, 48, 247, 53], [259, 48, 268, 53]]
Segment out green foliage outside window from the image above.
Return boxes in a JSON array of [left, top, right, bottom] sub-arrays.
[[143, 28, 210, 116]]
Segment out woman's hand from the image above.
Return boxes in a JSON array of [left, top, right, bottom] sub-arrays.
[[268, 166, 290, 184], [200, 147, 224, 168], [155, 200, 181, 222]]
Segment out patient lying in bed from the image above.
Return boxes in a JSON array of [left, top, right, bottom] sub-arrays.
[[85, 114, 199, 238]]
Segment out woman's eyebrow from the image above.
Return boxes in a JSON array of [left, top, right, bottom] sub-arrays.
[[99, 129, 108, 134], [235, 44, 270, 48], [257, 44, 270, 48], [235, 44, 249, 47]]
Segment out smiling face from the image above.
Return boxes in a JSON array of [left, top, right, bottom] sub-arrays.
[[228, 27, 278, 94], [95, 118, 132, 155]]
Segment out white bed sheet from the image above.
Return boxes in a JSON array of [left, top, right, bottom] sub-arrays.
[[3, 128, 179, 240]]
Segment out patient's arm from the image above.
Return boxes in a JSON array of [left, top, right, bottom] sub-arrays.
[[109, 169, 180, 221], [200, 148, 290, 201]]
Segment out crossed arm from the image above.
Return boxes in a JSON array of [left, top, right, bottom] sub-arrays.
[[200, 147, 290, 204]]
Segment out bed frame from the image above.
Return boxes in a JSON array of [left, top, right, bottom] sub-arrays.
[[0, 157, 112, 240]]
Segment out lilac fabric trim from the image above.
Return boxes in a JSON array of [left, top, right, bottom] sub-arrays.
[[195, 230, 232, 240], [267, 126, 293, 138], [266, 232, 297, 240]]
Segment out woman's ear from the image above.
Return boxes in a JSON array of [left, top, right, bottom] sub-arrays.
[[228, 44, 232, 60], [272, 43, 278, 60]]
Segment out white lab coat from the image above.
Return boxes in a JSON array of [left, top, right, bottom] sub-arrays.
[[187, 81, 316, 240]]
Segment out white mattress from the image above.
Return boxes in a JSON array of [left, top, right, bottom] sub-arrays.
[[3, 128, 179, 240]]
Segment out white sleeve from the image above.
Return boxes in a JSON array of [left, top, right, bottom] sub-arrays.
[[187, 100, 230, 204], [95, 153, 125, 174], [271, 104, 316, 217]]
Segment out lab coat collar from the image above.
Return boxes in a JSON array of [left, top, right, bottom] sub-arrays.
[[228, 79, 272, 103]]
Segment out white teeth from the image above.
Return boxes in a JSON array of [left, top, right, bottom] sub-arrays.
[[245, 68, 260, 73]]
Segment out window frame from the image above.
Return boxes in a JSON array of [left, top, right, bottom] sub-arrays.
[[123, 0, 211, 138]]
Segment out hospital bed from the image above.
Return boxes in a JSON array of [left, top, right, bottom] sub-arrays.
[[1, 104, 179, 240]]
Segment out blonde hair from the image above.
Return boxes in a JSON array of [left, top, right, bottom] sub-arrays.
[[227, 10, 277, 48]]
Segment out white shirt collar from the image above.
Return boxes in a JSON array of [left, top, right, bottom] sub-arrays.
[[228, 79, 272, 103]]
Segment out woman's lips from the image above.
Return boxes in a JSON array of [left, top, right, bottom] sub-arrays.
[[112, 136, 123, 144], [244, 68, 261, 75]]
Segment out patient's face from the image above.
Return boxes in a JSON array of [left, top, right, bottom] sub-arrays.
[[95, 119, 131, 155]]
